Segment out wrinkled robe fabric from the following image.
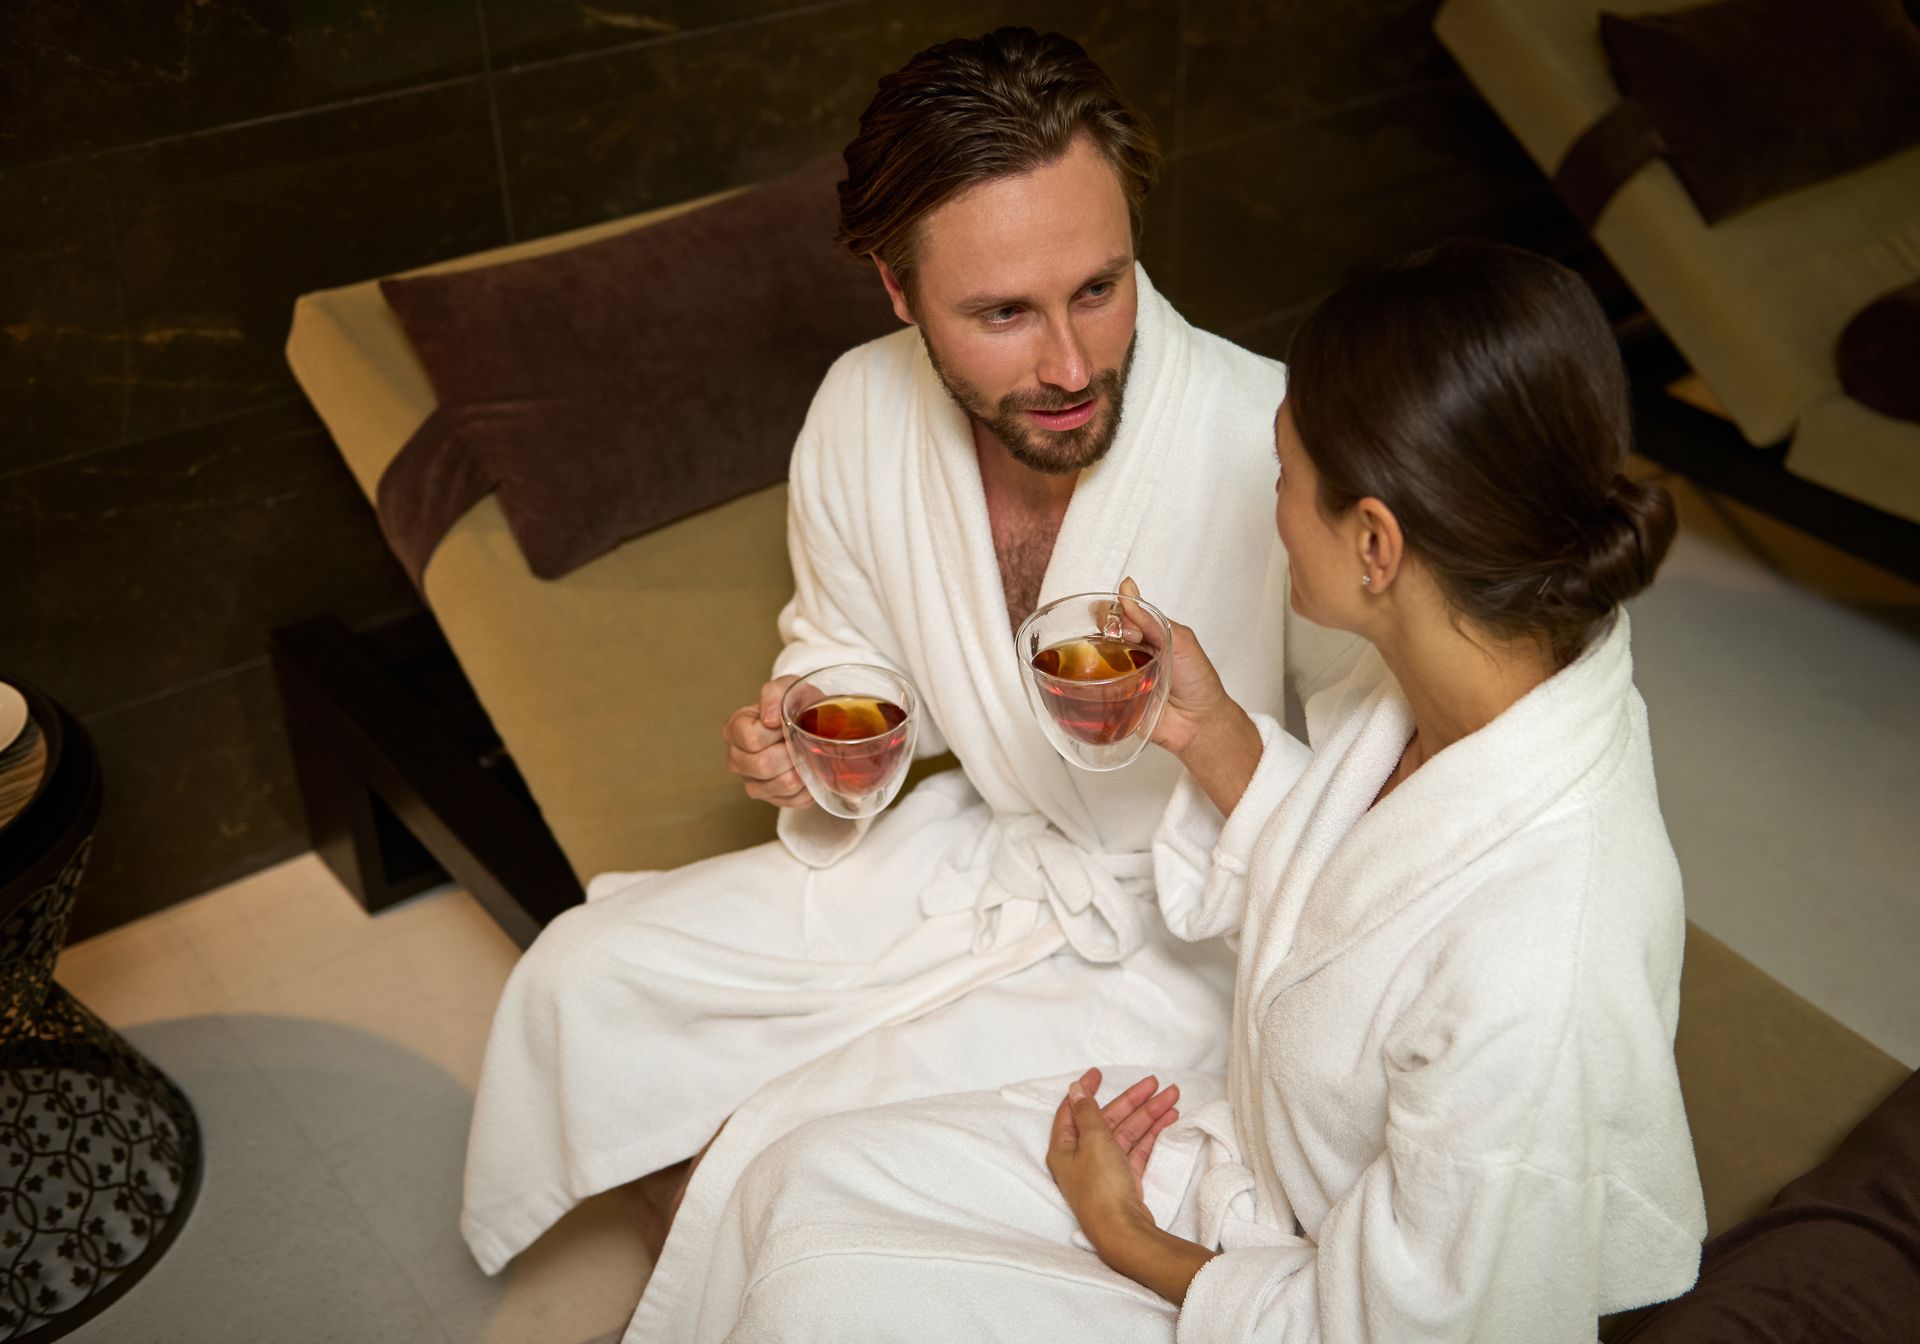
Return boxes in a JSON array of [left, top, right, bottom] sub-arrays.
[[458, 270, 1360, 1344], [708, 615, 1706, 1343]]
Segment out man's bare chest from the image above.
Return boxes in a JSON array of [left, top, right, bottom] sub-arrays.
[[987, 497, 1068, 633]]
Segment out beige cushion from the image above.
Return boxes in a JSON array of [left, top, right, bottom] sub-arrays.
[[1436, 0, 1920, 524], [287, 192, 797, 882], [1676, 925, 1910, 1237]]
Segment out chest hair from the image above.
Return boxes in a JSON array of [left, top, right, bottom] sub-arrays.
[[992, 509, 1062, 635]]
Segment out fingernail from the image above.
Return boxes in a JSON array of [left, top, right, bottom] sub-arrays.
[[1068, 1083, 1085, 1102]]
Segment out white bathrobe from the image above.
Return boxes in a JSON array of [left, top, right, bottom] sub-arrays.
[[459, 268, 1361, 1322], [710, 614, 1707, 1343]]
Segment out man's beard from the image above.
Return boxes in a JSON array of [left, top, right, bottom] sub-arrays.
[[923, 331, 1137, 476]]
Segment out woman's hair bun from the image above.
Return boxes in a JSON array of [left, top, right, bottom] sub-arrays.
[[1285, 240, 1682, 664], [1543, 474, 1679, 621]]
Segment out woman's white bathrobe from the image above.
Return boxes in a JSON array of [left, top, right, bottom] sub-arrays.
[[711, 614, 1707, 1343], [460, 268, 1362, 1325]]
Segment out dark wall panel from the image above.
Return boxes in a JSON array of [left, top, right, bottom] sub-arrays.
[[107, 80, 508, 446], [0, 159, 125, 473], [0, 403, 417, 721], [4, 79, 506, 469], [0, 0, 484, 166], [72, 659, 307, 943], [495, 0, 1178, 238], [1171, 87, 1567, 336], [1180, 0, 1456, 149], [481, 0, 841, 69]]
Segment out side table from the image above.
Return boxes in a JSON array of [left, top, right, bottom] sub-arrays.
[[0, 679, 202, 1342]]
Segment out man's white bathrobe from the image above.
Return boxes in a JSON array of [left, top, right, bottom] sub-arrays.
[[459, 269, 1359, 1330], [710, 614, 1707, 1343]]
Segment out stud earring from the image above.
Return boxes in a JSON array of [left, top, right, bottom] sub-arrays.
[[1360, 574, 1373, 587]]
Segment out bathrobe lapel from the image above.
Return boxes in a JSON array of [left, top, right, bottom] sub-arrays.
[[910, 266, 1191, 853], [1257, 616, 1638, 1006]]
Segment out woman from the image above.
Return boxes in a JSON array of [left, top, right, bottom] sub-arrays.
[[688, 240, 1706, 1344]]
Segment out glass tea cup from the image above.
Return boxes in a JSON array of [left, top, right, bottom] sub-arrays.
[[780, 664, 920, 819], [1015, 591, 1173, 771]]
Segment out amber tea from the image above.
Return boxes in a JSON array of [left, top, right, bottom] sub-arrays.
[[794, 696, 907, 741], [790, 694, 912, 796], [1029, 637, 1158, 746]]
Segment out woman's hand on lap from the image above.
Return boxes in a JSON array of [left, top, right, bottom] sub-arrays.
[[1047, 1068, 1220, 1306], [1047, 1069, 1178, 1244]]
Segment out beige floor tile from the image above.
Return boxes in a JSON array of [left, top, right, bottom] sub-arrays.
[[80, 1157, 452, 1344], [164, 854, 411, 1003], [1630, 494, 1920, 1065], [215, 906, 515, 1150], [67, 1016, 451, 1344], [463, 1196, 648, 1344], [54, 910, 223, 1028], [320, 1091, 649, 1344]]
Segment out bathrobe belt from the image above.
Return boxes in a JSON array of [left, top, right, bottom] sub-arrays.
[[1176, 1098, 1306, 1252], [919, 814, 1154, 963]]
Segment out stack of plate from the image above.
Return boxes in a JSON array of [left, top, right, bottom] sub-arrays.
[[0, 683, 45, 834], [0, 683, 25, 753]]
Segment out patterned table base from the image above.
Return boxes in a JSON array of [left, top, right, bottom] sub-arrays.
[[1, 825, 202, 1342], [0, 989, 202, 1342]]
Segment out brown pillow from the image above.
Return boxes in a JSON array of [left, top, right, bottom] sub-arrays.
[[377, 156, 896, 584], [1611, 1067, 1920, 1343], [1600, 0, 1920, 224], [1838, 279, 1920, 424]]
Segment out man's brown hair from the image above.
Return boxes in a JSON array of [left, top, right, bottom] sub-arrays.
[[837, 27, 1160, 295]]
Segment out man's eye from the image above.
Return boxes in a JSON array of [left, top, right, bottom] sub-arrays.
[[1083, 281, 1114, 300], [984, 306, 1021, 324]]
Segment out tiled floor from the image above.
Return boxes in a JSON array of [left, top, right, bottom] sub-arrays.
[[1628, 467, 1920, 1067], [50, 471, 1920, 1342], [55, 859, 647, 1344]]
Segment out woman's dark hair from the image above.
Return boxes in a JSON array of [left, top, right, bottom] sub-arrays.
[[838, 27, 1160, 296], [1286, 239, 1677, 665]]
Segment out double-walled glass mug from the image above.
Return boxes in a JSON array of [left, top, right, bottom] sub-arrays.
[[1015, 591, 1173, 771], [780, 664, 919, 818]]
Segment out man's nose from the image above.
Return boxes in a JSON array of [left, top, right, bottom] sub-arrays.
[[1035, 315, 1091, 394]]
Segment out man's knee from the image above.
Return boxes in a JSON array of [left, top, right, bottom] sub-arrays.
[[507, 900, 614, 1011], [733, 1251, 895, 1341], [737, 1111, 875, 1229]]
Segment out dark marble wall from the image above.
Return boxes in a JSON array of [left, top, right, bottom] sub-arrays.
[[1, 0, 1569, 939]]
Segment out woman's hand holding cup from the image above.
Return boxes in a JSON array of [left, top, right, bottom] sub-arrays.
[[1116, 578, 1267, 815], [1114, 578, 1232, 759]]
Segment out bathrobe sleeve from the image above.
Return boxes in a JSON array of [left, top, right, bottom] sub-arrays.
[[770, 383, 915, 697], [1151, 715, 1311, 941], [769, 366, 951, 866], [1178, 1150, 1613, 1344], [1179, 856, 1701, 1343]]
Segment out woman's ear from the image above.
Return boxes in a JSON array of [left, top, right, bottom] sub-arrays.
[[873, 257, 916, 327], [1355, 497, 1406, 592]]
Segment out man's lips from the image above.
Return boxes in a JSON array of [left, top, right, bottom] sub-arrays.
[[1024, 398, 1097, 431]]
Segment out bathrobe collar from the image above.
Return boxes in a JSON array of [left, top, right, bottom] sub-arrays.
[[1255, 613, 1638, 1001]]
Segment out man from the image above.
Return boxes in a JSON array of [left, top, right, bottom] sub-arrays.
[[461, 27, 1356, 1338]]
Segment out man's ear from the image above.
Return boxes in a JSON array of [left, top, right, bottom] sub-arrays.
[[873, 257, 916, 327]]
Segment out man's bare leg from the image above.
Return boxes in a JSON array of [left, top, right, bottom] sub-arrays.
[[620, 1162, 687, 1261], [620, 1121, 726, 1261]]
